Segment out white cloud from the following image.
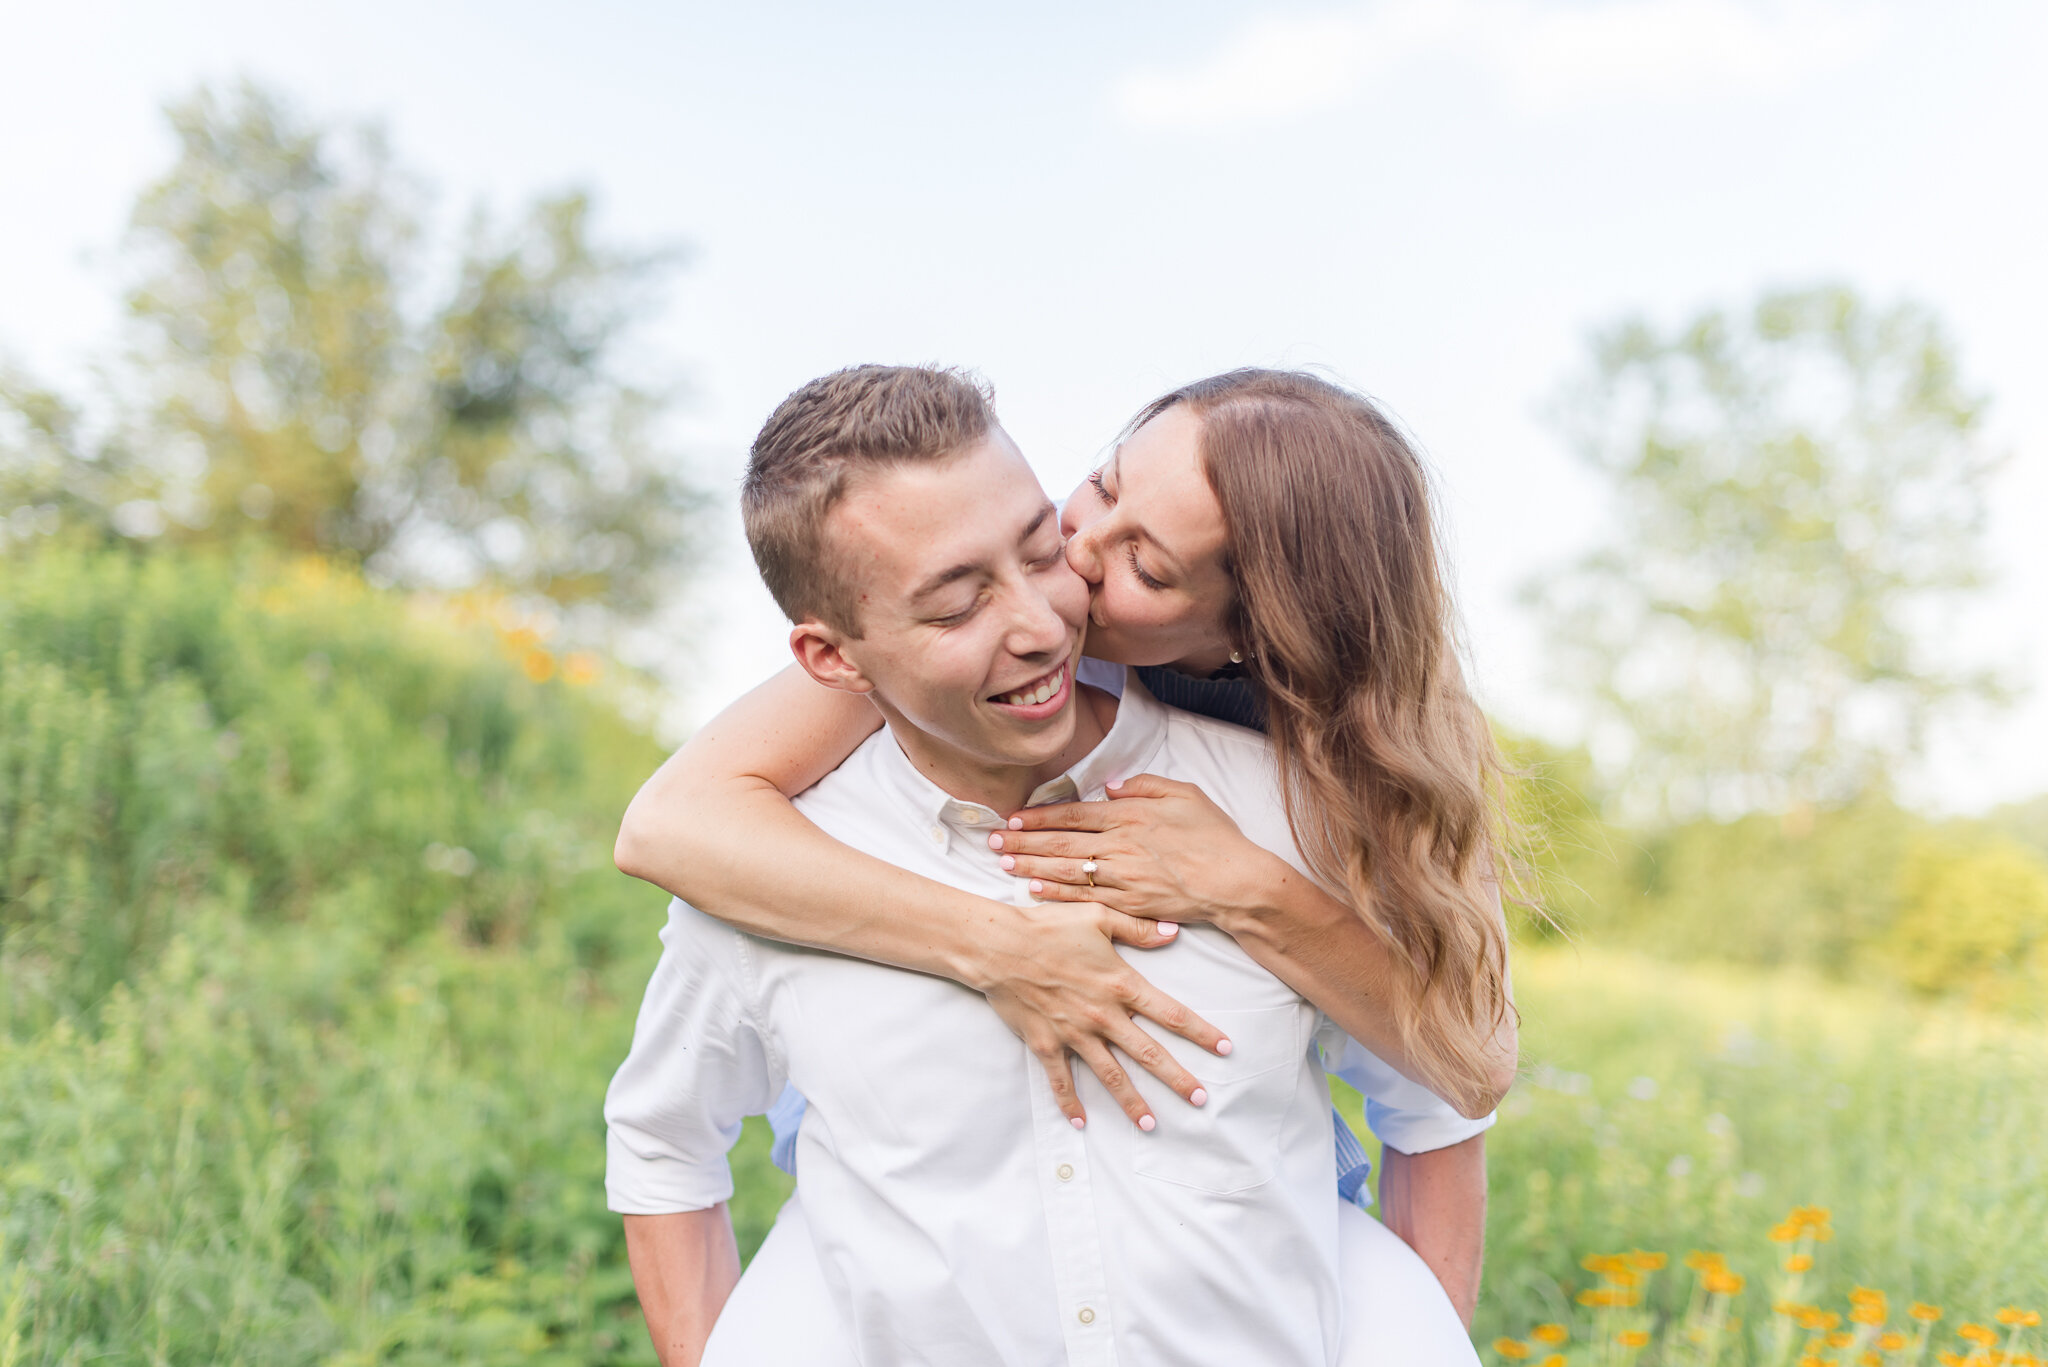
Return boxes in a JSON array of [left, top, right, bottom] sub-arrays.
[[1114, 0, 1888, 128]]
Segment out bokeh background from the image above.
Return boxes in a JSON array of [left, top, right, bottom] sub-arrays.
[[4, 3, 2045, 1363]]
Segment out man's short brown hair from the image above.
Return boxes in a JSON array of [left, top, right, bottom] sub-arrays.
[[743, 364, 997, 633]]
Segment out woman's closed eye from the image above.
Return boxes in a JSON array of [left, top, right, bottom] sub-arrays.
[[1126, 543, 1167, 591], [1087, 468, 1114, 505]]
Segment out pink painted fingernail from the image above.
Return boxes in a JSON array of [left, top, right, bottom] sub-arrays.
[[988, 833, 1004, 850], [1215, 1038, 1233, 1056], [1009, 816, 1024, 830], [1189, 1087, 1208, 1107], [1137, 1114, 1156, 1132], [1071, 1116, 1086, 1130], [1107, 778, 1123, 790], [1029, 880, 1044, 893], [1157, 922, 1178, 937], [999, 855, 1016, 870]]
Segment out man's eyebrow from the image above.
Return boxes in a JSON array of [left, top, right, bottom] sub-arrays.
[[1020, 502, 1055, 543], [909, 560, 982, 602], [908, 503, 1058, 603]]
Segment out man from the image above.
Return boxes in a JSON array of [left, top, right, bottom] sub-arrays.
[[605, 365, 1490, 1365]]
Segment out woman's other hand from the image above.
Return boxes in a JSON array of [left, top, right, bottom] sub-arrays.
[[992, 774, 1281, 928], [968, 899, 1231, 1130]]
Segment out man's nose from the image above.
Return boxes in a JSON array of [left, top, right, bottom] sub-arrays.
[[1005, 579, 1073, 660]]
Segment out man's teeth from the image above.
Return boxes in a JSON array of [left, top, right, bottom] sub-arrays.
[[998, 673, 1061, 707]]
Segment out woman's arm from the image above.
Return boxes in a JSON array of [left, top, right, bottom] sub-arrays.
[[614, 667, 1229, 1127], [995, 774, 1517, 1117]]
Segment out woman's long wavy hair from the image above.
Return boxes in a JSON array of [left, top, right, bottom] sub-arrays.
[[1132, 369, 1517, 1116]]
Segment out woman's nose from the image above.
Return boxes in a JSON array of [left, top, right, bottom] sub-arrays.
[[1064, 524, 1104, 584]]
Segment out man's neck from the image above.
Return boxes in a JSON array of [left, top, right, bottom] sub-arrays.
[[879, 686, 1118, 814]]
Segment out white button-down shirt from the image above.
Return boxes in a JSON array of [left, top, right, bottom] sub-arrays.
[[606, 667, 1493, 1366]]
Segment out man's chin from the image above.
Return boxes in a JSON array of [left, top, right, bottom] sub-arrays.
[[981, 711, 1079, 769]]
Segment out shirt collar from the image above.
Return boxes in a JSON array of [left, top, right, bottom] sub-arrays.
[[865, 666, 1171, 836]]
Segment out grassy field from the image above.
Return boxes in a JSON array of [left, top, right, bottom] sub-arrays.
[[1442, 947, 2048, 1362], [5, 548, 2041, 1365]]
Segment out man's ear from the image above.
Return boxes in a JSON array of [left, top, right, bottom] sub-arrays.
[[789, 621, 876, 695]]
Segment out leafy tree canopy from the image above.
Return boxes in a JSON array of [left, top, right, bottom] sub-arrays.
[[1, 81, 701, 622], [1524, 286, 2006, 823]]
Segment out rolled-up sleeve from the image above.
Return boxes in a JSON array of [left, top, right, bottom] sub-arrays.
[[604, 899, 783, 1214], [1320, 1026, 1496, 1156]]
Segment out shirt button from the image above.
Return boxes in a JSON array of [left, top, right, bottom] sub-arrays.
[[929, 824, 945, 842], [1056, 1163, 1074, 1181], [959, 808, 984, 824], [1077, 1307, 1096, 1325]]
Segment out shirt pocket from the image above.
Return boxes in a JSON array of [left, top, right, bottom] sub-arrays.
[[1132, 1003, 1307, 1197]]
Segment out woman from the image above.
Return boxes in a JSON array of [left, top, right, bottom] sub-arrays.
[[617, 369, 1517, 1349]]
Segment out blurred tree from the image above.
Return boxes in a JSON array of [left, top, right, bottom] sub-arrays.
[[1884, 830, 2048, 1007], [0, 81, 700, 619], [1524, 286, 2006, 823]]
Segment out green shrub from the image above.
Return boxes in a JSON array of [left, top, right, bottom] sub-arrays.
[[1885, 831, 2048, 1008], [0, 544, 790, 1365]]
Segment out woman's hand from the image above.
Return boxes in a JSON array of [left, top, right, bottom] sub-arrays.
[[990, 774, 1284, 928], [968, 898, 1232, 1131]]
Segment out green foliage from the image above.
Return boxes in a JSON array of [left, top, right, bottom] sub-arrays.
[[1599, 797, 1918, 976], [0, 544, 790, 1364], [1884, 831, 2048, 1008], [0, 81, 703, 619], [1507, 736, 2048, 1012], [1367, 949, 2048, 1359], [1525, 285, 2005, 822]]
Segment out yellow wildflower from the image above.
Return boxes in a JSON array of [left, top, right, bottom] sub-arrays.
[[1706, 1271, 1747, 1296], [1493, 1338, 1531, 1360], [1852, 1303, 1886, 1326], [1771, 1222, 1804, 1243], [1998, 1309, 2043, 1329], [1687, 1251, 1728, 1272], [522, 647, 556, 682], [1913, 1304, 1944, 1323], [1617, 1330, 1651, 1348], [1542, 1358, 1565, 1367], [1827, 1331, 1855, 1348], [1629, 1251, 1669, 1271], [1531, 1325, 1568, 1345], [1878, 1334, 1908, 1351], [1787, 1255, 1816, 1273], [1960, 1323, 1999, 1346]]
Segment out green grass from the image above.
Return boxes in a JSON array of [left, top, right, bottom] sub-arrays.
[[0, 546, 788, 1365], [1454, 946, 2048, 1360]]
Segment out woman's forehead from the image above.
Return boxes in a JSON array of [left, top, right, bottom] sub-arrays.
[[1115, 408, 1228, 566]]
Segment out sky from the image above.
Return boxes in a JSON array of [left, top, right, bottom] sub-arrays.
[[3, 0, 2044, 812]]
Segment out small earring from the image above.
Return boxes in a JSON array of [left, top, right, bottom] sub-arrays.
[[1228, 649, 1244, 664]]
